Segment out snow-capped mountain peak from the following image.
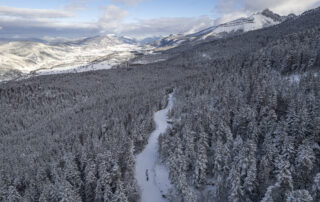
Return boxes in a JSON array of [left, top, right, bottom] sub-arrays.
[[189, 9, 285, 40], [152, 9, 288, 48]]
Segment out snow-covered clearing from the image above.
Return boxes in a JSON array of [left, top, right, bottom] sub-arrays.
[[34, 61, 112, 76], [135, 93, 174, 202]]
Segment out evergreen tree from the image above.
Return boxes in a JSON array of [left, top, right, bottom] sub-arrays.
[[85, 163, 97, 202], [193, 132, 208, 187], [286, 190, 313, 202], [243, 140, 258, 195], [39, 183, 59, 202], [295, 141, 316, 187], [111, 181, 129, 202], [227, 164, 243, 202], [7, 186, 22, 202], [58, 181, 82, 202], [312, 173, 320, 201]]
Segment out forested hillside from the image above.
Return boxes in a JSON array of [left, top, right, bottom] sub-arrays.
[[0, 67, 181, 201], [160, 65, 320, 202], [1, 6, 320, 202], [157, 7, 320, 202]]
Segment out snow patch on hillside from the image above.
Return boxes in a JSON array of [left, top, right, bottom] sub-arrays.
[[34, 62, 112, 76]]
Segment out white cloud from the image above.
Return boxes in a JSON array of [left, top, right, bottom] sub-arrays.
[[95, 4, 214, 38], [215, 0, 320, 15], [3, 0, 319, 40], [63, 2, 88, 12], [0, 17, 95, 29], [215, 11, 249, 24], [269, 0, 320, 15], [0, 17, 98, 39], [0, 7, 214, 39], [0, 6, 74, 19], [112, 0, 146, 6], [98, 5, 129, 30], [104, 16, 215, 39]]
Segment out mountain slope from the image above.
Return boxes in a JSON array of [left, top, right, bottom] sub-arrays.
[[154, 9, 295, 48], [0, 35, 143, 82], [189, 9, 284, 38]]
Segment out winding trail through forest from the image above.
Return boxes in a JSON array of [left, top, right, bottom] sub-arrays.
[[135, 93, 174, 202]]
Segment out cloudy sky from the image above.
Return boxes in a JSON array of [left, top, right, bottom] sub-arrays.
[[0, 0, 319, 39]]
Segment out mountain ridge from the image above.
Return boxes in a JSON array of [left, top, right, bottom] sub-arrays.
[[0, 34, 145, 82], [153, 9, 296, 48], [0, 8, 308, 82]]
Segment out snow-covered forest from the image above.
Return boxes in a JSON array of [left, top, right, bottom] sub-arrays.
[[160, 65, 320, 202], [0, 6, 320, 202]]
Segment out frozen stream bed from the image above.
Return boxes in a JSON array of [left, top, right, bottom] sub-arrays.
[[135, 93, 174, 202]]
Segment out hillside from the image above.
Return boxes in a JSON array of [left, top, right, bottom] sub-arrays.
[[0, 9, 295, 82], [0, 35, 145, 82], [152, 9, 294, 49], [0, 6, 320, 202]]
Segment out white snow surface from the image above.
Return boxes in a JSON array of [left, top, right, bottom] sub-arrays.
[[197, 12, 280, 40], [135, 93, 174, 202], [0, 35, 146, 81], [155, 10, 283, 48], [34, 62, 112, 76]]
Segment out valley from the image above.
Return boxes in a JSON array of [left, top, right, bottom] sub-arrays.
[[0, 5, 320, 202]]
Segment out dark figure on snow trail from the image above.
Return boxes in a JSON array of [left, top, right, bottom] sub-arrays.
[[146, 169, 149, 181]]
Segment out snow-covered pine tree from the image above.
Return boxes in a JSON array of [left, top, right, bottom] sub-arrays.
[[286, 190, 313, 202], [111, 180, 129, 202], [193, 132, 208, 187], [295, 141, 316, 188], [85, 162, 97, 201], [7, 186, 22, 202], [243, 139, 258, 196], [312, 173, 320, 201], [58, 180, 82, 202]]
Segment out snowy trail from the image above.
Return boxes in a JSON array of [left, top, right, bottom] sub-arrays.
[[135, 93, 174, 202]]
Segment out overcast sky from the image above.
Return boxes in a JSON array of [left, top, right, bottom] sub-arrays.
[[0, 0, 319, 39]]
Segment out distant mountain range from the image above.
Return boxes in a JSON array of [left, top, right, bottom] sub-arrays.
[[0, 9, 296, 82], [152, 9, 296, 48], [0, 34, 147, 81]]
